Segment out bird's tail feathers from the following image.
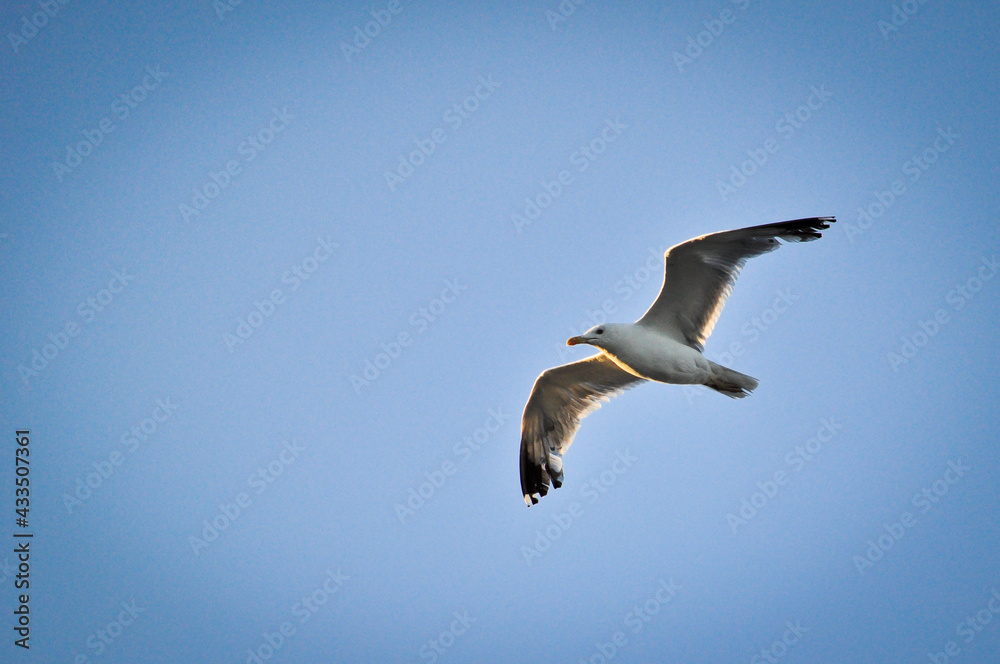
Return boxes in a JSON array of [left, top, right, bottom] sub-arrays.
[[705, 362, 759, 399]]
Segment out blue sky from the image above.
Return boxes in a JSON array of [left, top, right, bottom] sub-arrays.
[[1, 1, 998, 662]]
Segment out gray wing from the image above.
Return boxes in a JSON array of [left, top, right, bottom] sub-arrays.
[[520, 353, 645, 506], [636, 217, 834, 351]]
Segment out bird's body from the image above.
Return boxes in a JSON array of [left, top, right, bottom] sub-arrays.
[[586, 323, 713, 385], [519, 216, 835, 506]]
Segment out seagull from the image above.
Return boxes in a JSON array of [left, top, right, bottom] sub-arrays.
[[519, 216, 835, 506]]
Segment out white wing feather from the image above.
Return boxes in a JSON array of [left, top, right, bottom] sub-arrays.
[[637, 217, 834, 351], [519, 354, 645, 506]]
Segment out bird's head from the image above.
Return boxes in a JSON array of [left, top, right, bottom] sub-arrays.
[[567, 323, 619, 349]]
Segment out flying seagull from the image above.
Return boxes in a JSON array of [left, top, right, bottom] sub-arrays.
[[519, 216, 835, 506]]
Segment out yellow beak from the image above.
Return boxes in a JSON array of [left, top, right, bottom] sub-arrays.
[[566, 336, 585, 346]]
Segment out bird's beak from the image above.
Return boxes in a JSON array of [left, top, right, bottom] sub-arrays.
[[566, 336, 585, 346]]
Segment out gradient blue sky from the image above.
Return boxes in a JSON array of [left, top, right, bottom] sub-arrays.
[[2, 1, 999, 662]]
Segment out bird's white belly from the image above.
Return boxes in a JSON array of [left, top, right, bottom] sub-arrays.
[[604, 331, 711, 385]]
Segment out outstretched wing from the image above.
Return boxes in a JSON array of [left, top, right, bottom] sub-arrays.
[[636, 217, 834, 351], [520, 353, 645, 506]]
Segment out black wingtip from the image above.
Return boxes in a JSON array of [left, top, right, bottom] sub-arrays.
[[520, 442, 545, 507], [520, 438, 561, 507], [769, 216, 836, 242]]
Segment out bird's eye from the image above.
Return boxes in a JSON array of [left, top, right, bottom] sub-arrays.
[[596, 328, 604, 335]]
